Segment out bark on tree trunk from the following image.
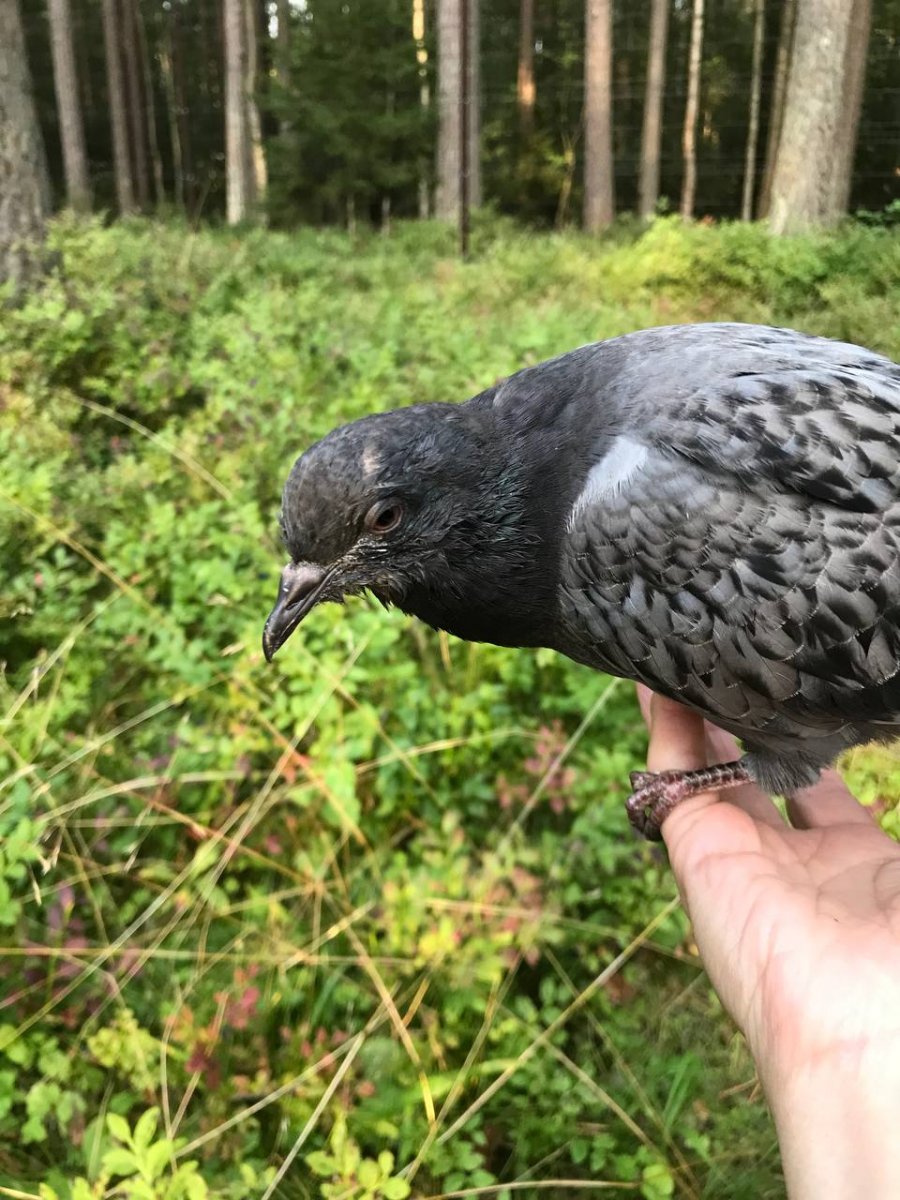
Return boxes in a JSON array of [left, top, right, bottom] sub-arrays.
[[159, 21, 184, 210], [741, 0, 765, 220], [244, 0, 267, 205], [101, 0, 135, 214], [48, 0, 91, 212], [758, 0, 796, 218], [224, 0, 251, 223], [0, 0, 48, 286], [436, 0, 461, 220], [122, 0, 150, 209], [638, 0, 669, 220], [769, 0, 860, 233], [135, 0, 164, 206], [680, 0, 704, 220], [517, 0, 536, 135], [413, 0, 431, 217], [583, 0, 614, 232], [834, 0, 872, 213], [467, 0, 481, 208]]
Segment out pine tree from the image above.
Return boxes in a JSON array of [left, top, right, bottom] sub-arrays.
[[583, 0, 614, 231], [769, 0, 864, 232], [680, 0, 705, 220], [48, 0, 91, 212], [638, 0, 669, 220], [101, 0, 135, 214]]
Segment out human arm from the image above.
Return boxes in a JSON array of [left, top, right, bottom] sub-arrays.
[[638, 686, 900, 1199]]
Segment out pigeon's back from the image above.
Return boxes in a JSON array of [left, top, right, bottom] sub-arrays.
[[535, 324, 900, 794]]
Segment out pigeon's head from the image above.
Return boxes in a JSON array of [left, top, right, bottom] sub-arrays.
[[263, 402, 557, 659]]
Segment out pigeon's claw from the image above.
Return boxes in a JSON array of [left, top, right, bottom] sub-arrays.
[[626, 763, 753, 841]]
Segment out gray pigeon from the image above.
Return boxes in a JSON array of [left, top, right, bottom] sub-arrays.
[[263, 323, 900, 838]]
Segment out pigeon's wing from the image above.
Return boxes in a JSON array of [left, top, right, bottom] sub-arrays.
[[558, 357, 900, 745]]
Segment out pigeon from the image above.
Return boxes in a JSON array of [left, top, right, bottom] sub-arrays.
[[263, 322, 900, 839]]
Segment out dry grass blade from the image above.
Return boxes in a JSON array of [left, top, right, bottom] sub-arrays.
[[501, 676, 622, 844], [544, 945, 699, 1196], [70, 394, 234, 500], [403, 965, 518, 1185], [434, 898, 680, 1146], [259, 1033, 366, 1200]]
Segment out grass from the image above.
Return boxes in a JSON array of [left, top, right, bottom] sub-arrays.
[[0, 213, 898, 1198]]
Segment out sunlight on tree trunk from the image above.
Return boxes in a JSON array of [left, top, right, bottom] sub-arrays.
[[413, 0, 431, 217], [436, 0, 462, 220], [160, 14, 184, 212], [517, 0, 536, 135], [680, 0, 704, 220], [758, 0, 796, 218], [769, 0, 860, 233], [741, 0, 765, 221], [583, 0, 614, 233], [638, 0, 669, 220], [225, 0, 251, 224], [244, 0, 267, 207], [48, 0, 91, 213], [834, 0, 872, 214]]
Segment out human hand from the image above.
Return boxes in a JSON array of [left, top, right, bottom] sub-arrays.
[[637, 685, 900, 1199]]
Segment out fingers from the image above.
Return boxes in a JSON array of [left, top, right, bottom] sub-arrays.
[[637, 685, 783, 828], [785, 768, 875, 830], [644, 691, 708, 773]]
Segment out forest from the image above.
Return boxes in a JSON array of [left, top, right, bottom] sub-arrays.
[[4, 0, 900, 254], [1, 0, 900, 1198]]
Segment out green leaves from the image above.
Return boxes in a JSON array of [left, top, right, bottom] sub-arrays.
[[2, 217, 898, 1197], [306, 1114, 410, 1200]]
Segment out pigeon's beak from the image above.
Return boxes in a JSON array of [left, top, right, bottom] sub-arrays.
[[262, 561, 329, 661]]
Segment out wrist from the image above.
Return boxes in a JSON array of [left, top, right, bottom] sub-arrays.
[[763, 1045, 900, 1199]]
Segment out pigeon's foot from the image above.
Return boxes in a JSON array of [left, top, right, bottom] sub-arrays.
[[626, 763, 752, 841]]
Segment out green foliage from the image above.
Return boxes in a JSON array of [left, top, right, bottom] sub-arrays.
[[1, 217, 898, 1197], [307, 1112, 411, 1199], [267, 0, 433, 226]]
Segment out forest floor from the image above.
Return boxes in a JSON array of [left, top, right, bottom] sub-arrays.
[[1, 215, 899, 1199]]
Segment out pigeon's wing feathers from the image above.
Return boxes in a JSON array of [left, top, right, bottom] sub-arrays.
[[656, 364, 900, 515], [558, 347, 900, 751]]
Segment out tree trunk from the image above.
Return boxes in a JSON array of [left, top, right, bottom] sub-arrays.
[[757, 0, 796, 218], [244, 0, 266, 205], [517, 0, 536, 135], [160, 11, 184, 210], [413, 0, 430, 217], [436, 0, 461, 220], [583, 0, 614, 232], [834, 0, 872, 214], [122, 0, 150, 209], [638, 0, 669, 220], [224, 0, 251, 223], [680, 0, 704, 220], [769, 0, 860, 233], [48, 0, 91, 212], [467, 0, 481, 208], [101, 0, 135, 214], [0, 0, 47, 286], [741, 0, 765, 221], [135, 0, 164, 206]]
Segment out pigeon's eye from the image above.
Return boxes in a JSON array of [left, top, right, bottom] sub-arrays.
[[365, 500, 404, 535]]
